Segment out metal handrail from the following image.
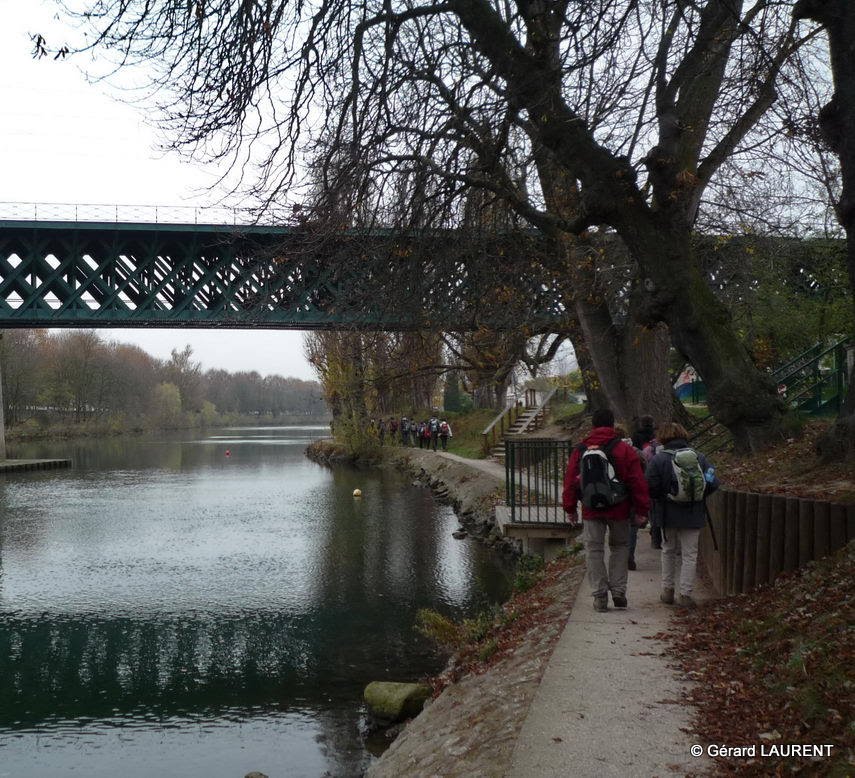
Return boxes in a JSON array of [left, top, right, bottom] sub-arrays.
[[0, 200, 293, 226], [771, 342, 823, 380], [481, 402, 521, 454], [505, 438, 574, 524], [774, 336, 850, 383]]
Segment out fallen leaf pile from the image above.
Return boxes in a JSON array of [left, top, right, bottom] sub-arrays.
[[713, 420, 855, 503], [662, 541, 855, 776]]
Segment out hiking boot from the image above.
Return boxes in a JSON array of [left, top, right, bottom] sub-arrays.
[[612, 593, 627, 608], [627, 556, 637, 571], [593, 595, 608, 612], [677, 595, 697, 609], [659, 588, 675, 605]]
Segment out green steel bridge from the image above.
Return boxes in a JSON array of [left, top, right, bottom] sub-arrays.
[[0, 202, 568, 330]]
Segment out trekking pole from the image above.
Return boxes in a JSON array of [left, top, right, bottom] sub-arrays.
[[703, 499, 719, 551]]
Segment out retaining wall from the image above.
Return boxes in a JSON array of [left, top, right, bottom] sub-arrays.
[[699, 487, 855, 595]]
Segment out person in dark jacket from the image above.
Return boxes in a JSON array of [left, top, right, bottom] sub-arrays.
[[632, 415, 663, 550], [645, 422, 719, 608], [615, 424, 646, 571], [562, 409, 651, 612]]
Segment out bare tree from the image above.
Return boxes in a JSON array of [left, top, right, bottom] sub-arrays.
[[47, 0, 818, 448], [793, 0, 855, 461]]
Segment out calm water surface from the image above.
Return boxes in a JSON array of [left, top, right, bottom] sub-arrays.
[[0, 428, 512, 777]]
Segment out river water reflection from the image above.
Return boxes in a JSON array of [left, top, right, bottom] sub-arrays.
[[0, 427, 512, 777]]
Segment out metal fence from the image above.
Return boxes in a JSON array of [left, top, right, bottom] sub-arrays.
[[505, 438, 574, 523]]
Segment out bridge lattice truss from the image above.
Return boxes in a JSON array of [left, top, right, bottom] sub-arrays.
[[0, 221, 570, 330]]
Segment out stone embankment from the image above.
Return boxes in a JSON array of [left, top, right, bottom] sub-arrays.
[[360, 447, 588, 775], [385, 447, 522, 557], [307, 440, 579, 773], [366, 559, 584, 777]]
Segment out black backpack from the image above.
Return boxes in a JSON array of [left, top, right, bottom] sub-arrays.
[[577, 438, 629, 510]]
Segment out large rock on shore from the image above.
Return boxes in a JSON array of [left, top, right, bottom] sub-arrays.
[[364, 681, 431, 724]]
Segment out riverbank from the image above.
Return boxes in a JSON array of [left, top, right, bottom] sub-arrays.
[[307, 440, 521, 555], [7, 415, 330, 443], [360, 446, 714, 777], [386, 447, 521, 556]]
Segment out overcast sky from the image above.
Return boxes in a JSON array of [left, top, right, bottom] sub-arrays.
[[0, 0, 318, 381]]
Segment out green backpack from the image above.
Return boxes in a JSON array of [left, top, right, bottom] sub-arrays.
[[666, 448, 706, 503]]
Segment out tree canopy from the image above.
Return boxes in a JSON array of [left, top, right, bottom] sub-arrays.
[[42, 1, 849, 448]]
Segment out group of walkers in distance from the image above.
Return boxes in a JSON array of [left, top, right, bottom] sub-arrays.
[[562, 408, 719, 612], [367, 414, 453, 451]]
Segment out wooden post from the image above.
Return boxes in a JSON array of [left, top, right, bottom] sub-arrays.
[[755, 494, 772, 587], [718, 490, 730, 594], [829, 504, 847, 554], [784, 497, 800, 572], [813, 501, 831, 562], [704, 491, 724, 593], [769, 496, 786, 582], [743, 493, 759, 591], [724, 490, 736, 594], [732, 491, 747, 594], [798, 499, 814, 567]]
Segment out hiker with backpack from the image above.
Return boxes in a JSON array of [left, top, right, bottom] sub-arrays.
[[428, 416, 440, 451], [438, 419, 452, 450], [562, 409, 651, 612], [645, 422, 719, 608], [418, 420, 429, 449]]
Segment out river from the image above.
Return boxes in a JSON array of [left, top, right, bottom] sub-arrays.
[[0, 427, 512, 777]]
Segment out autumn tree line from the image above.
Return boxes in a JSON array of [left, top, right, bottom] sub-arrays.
[[0, 330, 327, 435]]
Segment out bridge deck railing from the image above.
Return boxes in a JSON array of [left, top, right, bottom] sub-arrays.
[[0, 201, 292, 226]]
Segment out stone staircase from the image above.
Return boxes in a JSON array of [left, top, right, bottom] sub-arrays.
[[489, 406, 548, 462]]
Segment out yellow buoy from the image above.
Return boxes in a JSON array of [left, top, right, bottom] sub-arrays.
[[353, 488, 362, 498]]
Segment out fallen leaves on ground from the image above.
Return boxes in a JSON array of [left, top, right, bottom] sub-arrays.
[[663, 541, 855, 776], [714, 420, 855, 503]]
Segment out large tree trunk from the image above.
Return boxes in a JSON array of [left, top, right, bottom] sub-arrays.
[[564, 312, 609, 411], [573, 293, 674, 426], [538, 165, 676, 428], [626, 218, 784, 451]]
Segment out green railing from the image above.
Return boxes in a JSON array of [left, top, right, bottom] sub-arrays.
[[775, 337, 851, 415], [505, 438, 574, 524], [689, 336, 851, 454]]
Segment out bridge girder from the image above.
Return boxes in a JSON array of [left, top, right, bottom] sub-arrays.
[[0, 221, 571, 331]]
